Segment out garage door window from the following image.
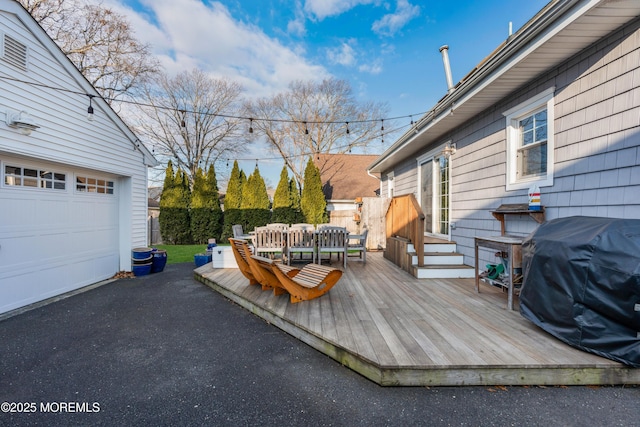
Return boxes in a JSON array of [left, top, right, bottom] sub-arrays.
[[4, 165, 66, 190], [76, 175, 114, 194]]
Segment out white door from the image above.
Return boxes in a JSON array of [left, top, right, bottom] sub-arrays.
[[419, 152, 451, 238], [0, 158, 120, 314]]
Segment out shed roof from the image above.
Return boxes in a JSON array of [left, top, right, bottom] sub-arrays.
[[314, 154, 380, 201]]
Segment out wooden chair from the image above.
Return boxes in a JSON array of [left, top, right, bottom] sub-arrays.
[[286, 224, 315, 265], [248, 254, 296, 297], [316, 226, 349, 268], [266, 223, 288, 232], [232, 224, 253, 240], [271, 262, 343, 303], [229, 238, 262, 288], [347, 229, 368, 263], [252, 226, 286, 260]]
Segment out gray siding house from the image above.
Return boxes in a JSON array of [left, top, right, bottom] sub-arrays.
[[368, 0, 640, 273]]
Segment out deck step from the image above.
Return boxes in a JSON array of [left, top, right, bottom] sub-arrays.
[[407, 241, 458, 254], [411, 252, 465, 266], [412, 264, 476, 279]]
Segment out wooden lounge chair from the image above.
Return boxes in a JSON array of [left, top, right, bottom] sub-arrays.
[[248, 254, 297, 297], [271, 262, 343, 303], [229, 238, 266, 289]]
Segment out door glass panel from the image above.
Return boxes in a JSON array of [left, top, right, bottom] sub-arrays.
[[421, 160, 433, 233]]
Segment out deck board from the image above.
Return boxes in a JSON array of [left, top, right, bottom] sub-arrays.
[[195, 251, 640, 386]]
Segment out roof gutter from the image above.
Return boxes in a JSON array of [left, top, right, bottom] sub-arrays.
[[368, 0, 585, 174]]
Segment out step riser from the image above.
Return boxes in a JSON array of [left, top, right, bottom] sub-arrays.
[[413, 268, 476, 279], [412, 255, 465, 265], [408, 243, 457, 253]]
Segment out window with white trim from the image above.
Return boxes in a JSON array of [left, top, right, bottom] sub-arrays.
[[503, 87, 555, 191], [4, 164, 66, 190], [76, 175, 114, 194]]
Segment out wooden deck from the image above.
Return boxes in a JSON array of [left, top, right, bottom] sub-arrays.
[[195, 252, 640, 386]]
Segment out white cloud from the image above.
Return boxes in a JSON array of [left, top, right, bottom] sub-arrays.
[[287, 1, 307, 37], [109, 0, 329, 98], [304, 0, 377, 20], [372, 0, 420, 36], [358, 59, 383, 75], [326, 40, 357, 67]]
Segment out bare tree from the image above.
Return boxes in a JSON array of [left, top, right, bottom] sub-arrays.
[[135, 68, 249, 187], [247, 78, 390, 186], [19, 0, 159, 102]]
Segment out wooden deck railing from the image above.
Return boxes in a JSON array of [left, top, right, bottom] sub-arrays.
[[385, 194, 425, 268]]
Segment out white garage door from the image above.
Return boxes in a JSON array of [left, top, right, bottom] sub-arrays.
[[0, 159, 120, 314]]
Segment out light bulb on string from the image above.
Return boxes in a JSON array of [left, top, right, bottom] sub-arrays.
[[249, 118, 254, 133], [304, 122, 309, 135], [86, 95, 94, 121], [346, 122, 350, 134]]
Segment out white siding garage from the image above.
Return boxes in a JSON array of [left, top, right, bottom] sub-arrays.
[[0, 156, 125, 313], [0, 1, 156, 315]]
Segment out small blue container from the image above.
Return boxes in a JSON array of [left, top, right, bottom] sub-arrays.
[[132, 262, 152, 276], [151, 250, 168, 273], [132, 247, 153, 260], [194, 253, 212, 267]]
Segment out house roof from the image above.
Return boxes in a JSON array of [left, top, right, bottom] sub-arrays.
[[314, 154, 380, 201], [369, 0, 640, 174]]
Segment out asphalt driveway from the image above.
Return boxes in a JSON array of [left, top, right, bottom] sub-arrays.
[[0, 263, 638, 426]]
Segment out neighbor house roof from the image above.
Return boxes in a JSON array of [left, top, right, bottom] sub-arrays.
[[368, 0, 640, 174], [314, 154, 380, 201]]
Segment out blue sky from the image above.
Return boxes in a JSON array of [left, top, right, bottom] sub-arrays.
[[106, 0, 550, 186]]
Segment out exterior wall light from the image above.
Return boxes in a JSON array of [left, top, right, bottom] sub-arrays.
[[6, 110, 40, 135]]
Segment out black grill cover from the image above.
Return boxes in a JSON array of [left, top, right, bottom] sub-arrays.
[[520, 216, 640, 367]]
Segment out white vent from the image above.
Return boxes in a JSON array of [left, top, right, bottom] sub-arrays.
[[3, 34, 28, 71]]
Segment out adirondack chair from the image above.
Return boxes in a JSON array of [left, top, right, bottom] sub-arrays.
[[286, 224, 316, 265], [252, 226, 286, 260], [347, 229, 368, 263], [316, 226, 349, 268], [271, 262, 343, 303], [229, 238, 262, 288]]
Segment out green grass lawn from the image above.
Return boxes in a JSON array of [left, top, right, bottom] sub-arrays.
[[152, 244, 228, 265]]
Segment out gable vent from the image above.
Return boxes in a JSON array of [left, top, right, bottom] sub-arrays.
[[3, 34, 28, 71]]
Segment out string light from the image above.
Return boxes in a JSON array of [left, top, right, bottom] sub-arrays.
[[381, 119, 384, 132], [345, 122, 350, 134], [249, 118, 254, 133], [1, 73, 434, 130], [86, 95, 94, 121], [304, 122, 309, 135], [179, 109, 186, 127]]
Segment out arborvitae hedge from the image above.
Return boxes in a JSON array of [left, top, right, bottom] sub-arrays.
[[289, 177, 304, 223], [190, 165, 223, 244], [159, 162, 192, 244], [271, 166, 297, 224], [300, 157, 327, 225], [221, 161, 243, 242], [241, 166, 271, 231], [174, 169, 193, 244]]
